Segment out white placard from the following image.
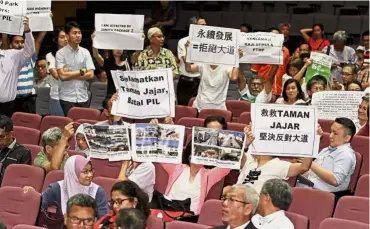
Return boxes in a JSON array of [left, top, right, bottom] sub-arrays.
[[0, 0, 26, 35], [311, 91, 365, 120], [26, 0, 53, 31], [93, 14, 144, 50], [111, 69, 176, 119], [188, 24, 240, 67], [191, 127, 245, 169], [251, 103, 320, 158], [131, 123, 184, 164], [239, 32, 284, 64]]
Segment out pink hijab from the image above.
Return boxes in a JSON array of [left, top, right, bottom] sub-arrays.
[[58, 155, 99, 214]]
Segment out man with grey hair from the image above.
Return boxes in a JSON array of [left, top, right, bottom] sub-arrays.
[[322, 30, 357, 85], [252, 179, 294, 229], [279, 22, 297, 55], [64, 194, 96, 229], [176, 16, 207, 105], [212, 185, 259, 229], [34, 122, 74, 173]]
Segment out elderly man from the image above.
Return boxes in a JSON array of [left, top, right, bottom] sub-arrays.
[[305, 75, 328, 105], [34, 123, 74, 173], [252, 179, 294, 229], [354, 95, 369, 133], [238, 73, 264, 103], [212, 185, 259, 229], [64, 194, 96, 229]]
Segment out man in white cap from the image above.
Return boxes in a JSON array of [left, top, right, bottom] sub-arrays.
[[135, 27, 179, 78]]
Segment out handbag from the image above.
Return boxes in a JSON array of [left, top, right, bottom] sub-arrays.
[[149, 190, 193, 222], [36, 204, 65, 229]]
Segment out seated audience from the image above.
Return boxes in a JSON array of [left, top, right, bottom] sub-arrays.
[[332, 64, 357, 90], [354, 95, 369, 133], [95, 180, 150, 229], [252, 179, 294, 229], [345, 80, 362, 91], [300, 24, 330, 52], [355, 52, 369, 90], [282, 57, 312, 99], [212, 185, 259, 229], [297, 118, 356, 192], [24, 155, 108, 218], [0, 115, 31, 184], [34, 123, 74, 173], [64, 194, 97, 229], [115, 209, 147, 229], [305, 75, 328, 105]]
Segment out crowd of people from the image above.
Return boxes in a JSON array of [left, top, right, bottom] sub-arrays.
[[0, 1, 369, 229]]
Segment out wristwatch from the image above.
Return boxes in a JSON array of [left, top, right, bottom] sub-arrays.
[[80, 68, 85, 76]]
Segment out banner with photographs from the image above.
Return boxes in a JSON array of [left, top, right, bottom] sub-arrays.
[[191, 127, 245, 169], [131, 123, 185, 164], [83, 125, 131, 161]]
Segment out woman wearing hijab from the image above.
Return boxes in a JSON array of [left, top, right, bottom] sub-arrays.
[[24, 155, 108, 218]]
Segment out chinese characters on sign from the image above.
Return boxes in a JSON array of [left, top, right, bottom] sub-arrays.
[[188, 24, 240, 67]]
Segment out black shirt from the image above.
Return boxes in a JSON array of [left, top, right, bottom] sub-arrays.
[[0, 140, 32, 184], [104, 57, 131, 98]]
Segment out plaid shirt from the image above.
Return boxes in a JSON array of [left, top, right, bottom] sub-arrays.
[[356, 66, 369, 84]]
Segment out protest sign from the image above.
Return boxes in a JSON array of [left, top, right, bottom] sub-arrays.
[[111, 69, 176, 119], [83, 125, 131, 161], [188, 24, 240, 67], [251, 103, 319, 158], [0, 0, 27, 35], [239, 32, 284, 64], [94, 14, 144, 50], [26, 0, 53, 31], [131, 123, 185, 164], [311, 91, 365, 120], [305, 52, 333, 83], [191, 127, 245, 169]]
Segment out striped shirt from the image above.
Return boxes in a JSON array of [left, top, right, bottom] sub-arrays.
[[16, 55, 37, 97], [0, 32, 35, 103]]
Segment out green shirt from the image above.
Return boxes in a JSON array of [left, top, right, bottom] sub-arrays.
[[33, 150, 69, 170]]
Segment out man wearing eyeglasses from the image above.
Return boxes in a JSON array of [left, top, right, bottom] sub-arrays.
[[65, 194, 96, 229], [34, 56, 51, 89], [34, 122, 74, 173], [212, 185, 259, 229]]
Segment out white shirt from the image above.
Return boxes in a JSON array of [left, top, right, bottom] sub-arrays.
[[46, 52, 60, 100], [226, 221, 251, 229], [177, 36, 200, 78], [193, 64, 233, 111], [56, 44, 95, 103], [167, 166, 201, 213], [237, 153, 291, 193], [0, 32, 35, 102], [252, 211, 294, 229], [282, 74, 309, 100], [127, 162, 156, 202]]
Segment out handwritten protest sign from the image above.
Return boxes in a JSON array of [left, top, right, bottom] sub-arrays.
[[191, 127, 245, 169], [0, 0, 26, 35], [111, 69, 176, 119], [305, 52, 333, 83], [83, 125, 131, 161], [27, 0, 53, 31], [94, 14, 144, 50], [188, 24, 240, 67], [251, 103, 319, 158], [311, 91, 365, 120], [131, 123, 185, 163], [239, 32, 284, 64]]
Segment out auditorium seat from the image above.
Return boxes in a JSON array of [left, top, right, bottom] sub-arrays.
[[91, 159, 122, 178], [198, 200, 223, 227], [39, 116, 73, 138], [319, 218, 369, 229], [89, 82, 107, 110], [24, 144, 43, 164], [318, 133, 330, 152], [188, 97, 196, 107], [226, 100, 251, 122], [199, 109, 232, 122], [42, 170, 64, 192], [205, 178, 225, 201], [318, 119, 334, 133], [333, 196, 369, 224], [285, 212, 309, 229], [153, 163, 169, 194], [13, 126, 40, 145], [174, 105, 198, 123], [1, 164, 45, 192], [223, 170, 240, 187], [347, 152, 362, 192], [0, 187, 41, 229], [288, 187, 335, 229], [177, 118, 205, 128], [67, 107, 101, 121], [351, 136, 369, 175], [13, 225, 46, 229], [11, 112, 42, 130], [75, 119, 99, 126], [167, 221, 209, 229], [93, 177, 118, 200], [237, 112, 251, 125], [146, 215, 164, 229], [355, 174, 369, 197], [67, 150, 85, 157]]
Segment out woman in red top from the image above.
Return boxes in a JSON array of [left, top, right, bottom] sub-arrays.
[[301, 24, 330, 52], [94, 180, 150, 229]]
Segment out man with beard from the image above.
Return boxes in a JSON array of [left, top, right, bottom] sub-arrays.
[[238, 72, 264, 102]]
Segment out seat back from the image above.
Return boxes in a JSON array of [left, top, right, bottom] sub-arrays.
[[89, 82, 107, 110], [167, 221, 209, 229], [318, 133, 330, 152], [35, 87, 51, 115], [93, 177, 118, 200], [333, 196, 369, 224], [319, 218, 369, 229], [42, 170, 64, 192], [153, 163, 169, 194], [355, 174, 369, 197], [188, 97, 196, 106], [348, 152, 362, 192], [351, 136, 369, 175], [0, 187, 41, 229], [146, 215, 164, 229], [205, 178, 225, 201], [199, 109, 232, 122], [13, 225, 46, 229], [174, 105, 198, 123], [13, 126, 40, 145], [24, 144, 43, 164], [225, 100, 251, 120], [1, 164, 45, 192], [75, 119, 99, 126], [67, 107, 101, 121], [318, 119, 334, 133], [91, 159, 122, 178], [197, 199, 223, 227], [39, 116, 73, 138], [177, 118, 205, 128], [11, 112, 42, 130], [288, 187, 335, 229], [285, 211, 309, 229], [237, 112, 251, 125]]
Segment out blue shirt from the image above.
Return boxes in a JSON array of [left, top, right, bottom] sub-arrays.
[[16, 55, 37, 97]]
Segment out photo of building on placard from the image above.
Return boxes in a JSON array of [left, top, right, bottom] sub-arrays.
[[193, 144, 220, 159], [157, 139, 180, 156], [193, 127, 219, 145], [136, 124, 158, 138], [219, 148, 242, 162], [218, 130, 244, 150]]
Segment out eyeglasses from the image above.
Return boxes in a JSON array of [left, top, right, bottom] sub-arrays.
[[68, 216, 94, 226], [81, 169, 95, 175], [341, 72, 353, 76], [108, 198, 132, 208], [221, 196, 249, 205]]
